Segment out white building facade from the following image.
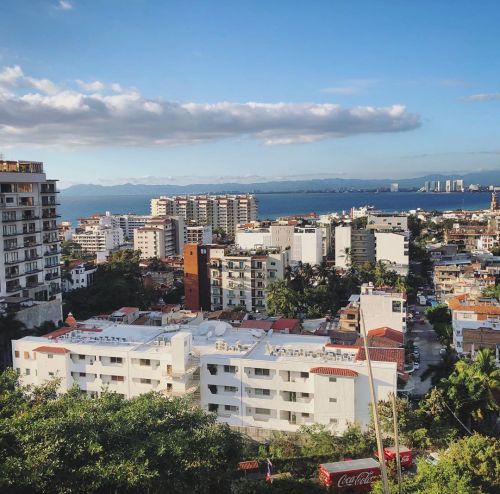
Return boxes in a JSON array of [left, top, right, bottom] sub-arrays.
[[0, 160, 62, 302], [13, 320, 398, 435], [360, 283, 407, 333], [73, 226, 124, 255]]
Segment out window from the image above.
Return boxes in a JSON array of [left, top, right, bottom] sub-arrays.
[[25, 368, 30, 376], [329, 377, 337, 382], [329, 397, 337, 403], [254, 368, 270, 376], [254, 388, 271, 396], [110, 356, 123, 364], [111, 375, 125, 382], [255, 408, 271, 415], [48, 354, 54, 359], [300, 372, 309, 378], [208, 403, 218, 412], [140, 378, 151, 384], [24, 351, 29, 359], [330, 418, 338, 424], [301, 392, 309, 398], [224, 365, 237, 373], [392, 301, 402, 313], [224, 405, 238, 412], [78, 354, 85, 360], [48, 372, 54, 376], [224, 385, 238, 392], [301, 413, 310, 418], [14, 350, 19, 358], [139, 359, 151, 366], [79, 372, 86, 377]]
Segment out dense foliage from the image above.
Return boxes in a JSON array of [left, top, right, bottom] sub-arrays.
[[0, 369, 241, 494], [266, 261, 405, 318], [63, 250, 162, 319]]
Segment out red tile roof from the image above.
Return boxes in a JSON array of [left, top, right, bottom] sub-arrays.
[[238, 461, 260, 471], [271, 318, 300, 331], [367, 327, 404, 344], [117, 307, 139, 315], [356, 347, 405, 372], [43, 327, 73, 338], [310, 367, 359, 377], [240, 320, 274, 330], [33, 346, 70, 354]]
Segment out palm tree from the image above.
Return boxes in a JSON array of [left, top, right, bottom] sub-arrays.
[[343, 247, 352, 267]]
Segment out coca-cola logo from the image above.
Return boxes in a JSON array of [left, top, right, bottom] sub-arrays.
[[337, 471, 374, 487]]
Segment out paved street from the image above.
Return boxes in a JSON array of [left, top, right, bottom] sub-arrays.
[[406, 304, 443, 397]]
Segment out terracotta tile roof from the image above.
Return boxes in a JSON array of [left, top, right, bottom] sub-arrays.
[[240, 320, 274, 330], [448, 295, 500, 315], [356, 347, 405, 372], [238, 461, 260, 471], [33, 346, 70, 354], [116, 307, 139, 315], [271, 318, 300, 331], [355, 336, 401, 349], [310, 367, 359, 377], [43, 327, 73, 338], [367, 327, 404, 344]]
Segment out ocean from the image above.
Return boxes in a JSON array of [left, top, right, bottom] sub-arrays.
[[58, 191, 492, 226]]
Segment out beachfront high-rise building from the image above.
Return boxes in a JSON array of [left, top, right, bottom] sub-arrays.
[[134, 216, 185, 260], [0, 160, 62, 327], [150, 195, 257, 236]]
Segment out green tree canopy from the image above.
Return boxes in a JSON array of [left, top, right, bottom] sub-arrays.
[[0, 370, 241, 494]]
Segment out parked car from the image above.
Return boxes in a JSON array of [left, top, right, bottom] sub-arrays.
[[413, 362, 420, 370], [439, 348, 447, 356]]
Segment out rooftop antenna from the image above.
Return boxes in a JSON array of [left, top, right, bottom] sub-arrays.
[[360, 308, 390, 494]]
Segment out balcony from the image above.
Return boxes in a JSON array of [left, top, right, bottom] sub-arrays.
[[6, 284, 21, 293], [45, 273, 60, 281], [4, 244, 21, 251], [24, 241, 41, 248], [22, 230, 41, 235], [4, 258, 22, 265], [42, 226, 57, 232], [5, 271, 22, 279]]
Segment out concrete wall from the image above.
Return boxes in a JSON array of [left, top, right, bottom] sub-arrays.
[[15, 299, 63, 329]]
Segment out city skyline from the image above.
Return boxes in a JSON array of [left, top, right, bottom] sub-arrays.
[[0, 0, 499, 187]]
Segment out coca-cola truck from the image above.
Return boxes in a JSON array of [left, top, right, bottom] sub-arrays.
[[375, 446, 413, 469], [319, 458, 381, 493]]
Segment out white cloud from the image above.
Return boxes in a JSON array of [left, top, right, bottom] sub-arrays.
[[76, 80, 105, 92], [459, 92, 500, 102], [57, 0, 73, 10], [0, 66, 421, 148], [321, 78, 379, 96]]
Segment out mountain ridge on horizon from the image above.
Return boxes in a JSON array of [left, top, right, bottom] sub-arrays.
[[61, 169, 500, 196]]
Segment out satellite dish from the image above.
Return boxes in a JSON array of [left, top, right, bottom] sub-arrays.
[[214, 323, 227, 337]]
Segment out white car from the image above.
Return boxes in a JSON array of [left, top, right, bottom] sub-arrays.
[[413, 362, 420, 370]]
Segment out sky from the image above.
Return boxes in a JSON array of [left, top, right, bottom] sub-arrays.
[[0, 0, 499, 188]]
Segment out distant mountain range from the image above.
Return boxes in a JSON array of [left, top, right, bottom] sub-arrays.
[[61, 170, 500, 196]]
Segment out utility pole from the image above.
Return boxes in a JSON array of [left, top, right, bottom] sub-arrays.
[[360, 309, 390, 494], [391, 392, 402, 494]]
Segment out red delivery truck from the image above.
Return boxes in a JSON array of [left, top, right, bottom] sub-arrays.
[[374, 446, 413, 469], [319, 458, 381, 493]]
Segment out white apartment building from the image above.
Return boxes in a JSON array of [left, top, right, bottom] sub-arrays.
[[73, 225, 124, 255], [62, 262, 97, 293], [448, 294, 500, 354], [374, 231, 410, 276], [334, 226, 375, 268], [360, 283, 407, 333], [367, 213, 408, 231], [100, 213, 151, 239], [133, 216, 185, 259], [151, 195, 257, 236], [209, 248, 289, 312], [13, 320, 399, 435], [292, 227, 323, 266], [186, 224, 213, 245], [0, 160, 62, 302], [235, 223, 322, 266]]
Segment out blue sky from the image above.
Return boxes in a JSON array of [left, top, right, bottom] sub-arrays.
[[0, 0, 499, 187]]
